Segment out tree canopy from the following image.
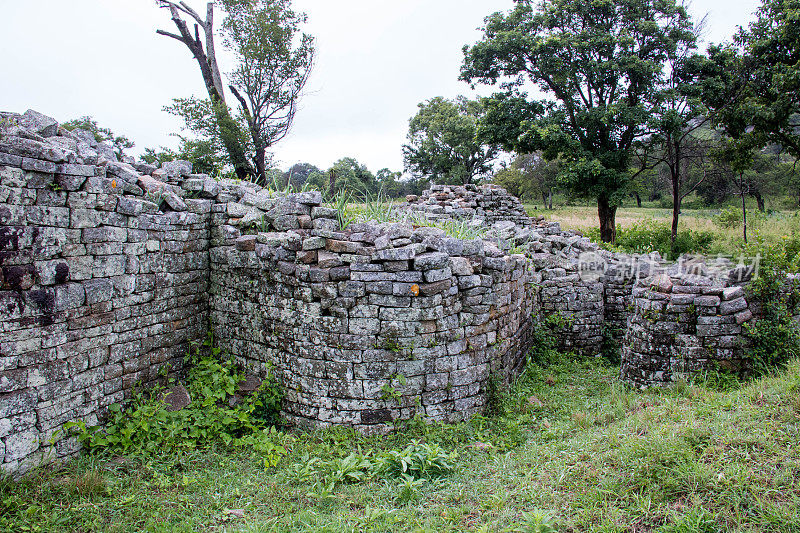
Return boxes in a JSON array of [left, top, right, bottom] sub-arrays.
[[157, 0, 313, 184], [403, 96, 500, 185], [462, 0, 698, 242]]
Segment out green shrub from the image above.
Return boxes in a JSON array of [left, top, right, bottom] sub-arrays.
[[66, 335, 287, 466], [586, 220, 715, 260], [741, 238, 800, 375], [374, 440, 457, 480], [526, 314, 568, 367], [712, 206, 743, 228]]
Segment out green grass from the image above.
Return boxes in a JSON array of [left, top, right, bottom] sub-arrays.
[[531, 204, 800, 256], [3, 355, 800, 532]]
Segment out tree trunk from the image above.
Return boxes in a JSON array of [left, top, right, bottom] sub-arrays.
[[541, 191, 548, 208], [671, 171, 680, 244], [741, 175, 748, 244], [157, 2, 254, 181], [669, 142, 682, 244], [633, 191, 642, 208], [598, 196, 617, 244], [671, 193, 681, 245], [328, 170, 336, 198], [254, 145, 267, 185], [752, 189, 765, 212], [547, 188, 553, 210], [213, 104, 254, 181]]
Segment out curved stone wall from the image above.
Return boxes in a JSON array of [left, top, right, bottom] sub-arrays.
[[403, 183, 532, 227], [208, 188, 534, 431], [620, 274, 754, 387]]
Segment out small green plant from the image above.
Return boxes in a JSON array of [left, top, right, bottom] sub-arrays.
[[394, 473, 425, 504], [65, 332, 287, 466], [712, 205, 743, 228], [586, 220, 715, 260], [407, 213, 487, 240], [380, 374, 406, 404], [329, 189, 356, 229], [600, 324, 621, 364], [374, 440, 457, 480], [741, 238, 800, 375], [657, 508, 721, 533], [146, 191, 167, 210], [513, 510, 557, 533]]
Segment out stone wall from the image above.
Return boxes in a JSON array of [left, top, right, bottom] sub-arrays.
[[0, 109, 776, 476], [207, 188, 534, 432], [620, 274, 754, 387], [0, 110, 211, 475], [403, 183, 532, 228]]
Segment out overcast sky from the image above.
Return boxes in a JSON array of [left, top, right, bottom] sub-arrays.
[[0, 0, 762, 173]]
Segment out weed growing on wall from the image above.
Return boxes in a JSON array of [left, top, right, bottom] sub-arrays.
[[65, 334, 287, 466]]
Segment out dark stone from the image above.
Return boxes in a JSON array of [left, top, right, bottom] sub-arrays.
[[160, 384, 192, 412], [361, 408, 393, 424], [238, 375, 262, 393], [3, 264, 36, 290], [54, 263, 69, 284], [28, 288, 54, 311]]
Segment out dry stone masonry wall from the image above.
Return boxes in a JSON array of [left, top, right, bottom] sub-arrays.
[[403, 183, 532, 228], [0, 110, 211, 475], [209, 189, 534, 431], [0, 109, 771, 476]]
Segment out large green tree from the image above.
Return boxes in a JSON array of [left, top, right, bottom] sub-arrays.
[[493, 152, 560, 207], [462, 0, 697, 242], [736, 0, 800, 158], [697, 0, 800, 239], [307, 158, 377, 199], [403, 96, 500, 185], [157, 0, 313, 184]]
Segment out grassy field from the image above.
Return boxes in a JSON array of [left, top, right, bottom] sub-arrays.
[[4, 354, 800, 532], [528, 204, 800, 252]]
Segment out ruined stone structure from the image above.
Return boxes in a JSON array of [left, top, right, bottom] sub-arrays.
[[0, 110, 763, 476], [403, 183, 532, 228]]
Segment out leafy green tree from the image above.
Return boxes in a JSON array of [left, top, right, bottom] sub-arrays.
[[223, 0, 314, 182], [636, 20, 716, 243], [61, 116, 134, 160], [143, 136, 228, 178], [735, 0, 800, 158], [403, 96, 500, 185], [493, 153, 559, 207], [285, 162, 321, 189], [157, 0, 314, 184], [697, 0, 800, 239], [462, 0, 697, 243], [375, 168, 403, 197], [308, 158, 377, 199], [157, 1, 254, 180]]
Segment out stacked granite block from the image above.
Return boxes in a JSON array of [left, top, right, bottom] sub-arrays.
[[208, 188, 535, 433], [2, 108, 788, 477], [404, 183, 532, 228], [620, 274, 754, 387], [0, 110, 211, 475]]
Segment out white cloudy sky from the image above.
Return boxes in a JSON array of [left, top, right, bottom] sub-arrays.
[[1, 0, 762, 173]]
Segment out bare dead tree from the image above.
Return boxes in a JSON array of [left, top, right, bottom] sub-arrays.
[[156, 1, 254, 180]]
